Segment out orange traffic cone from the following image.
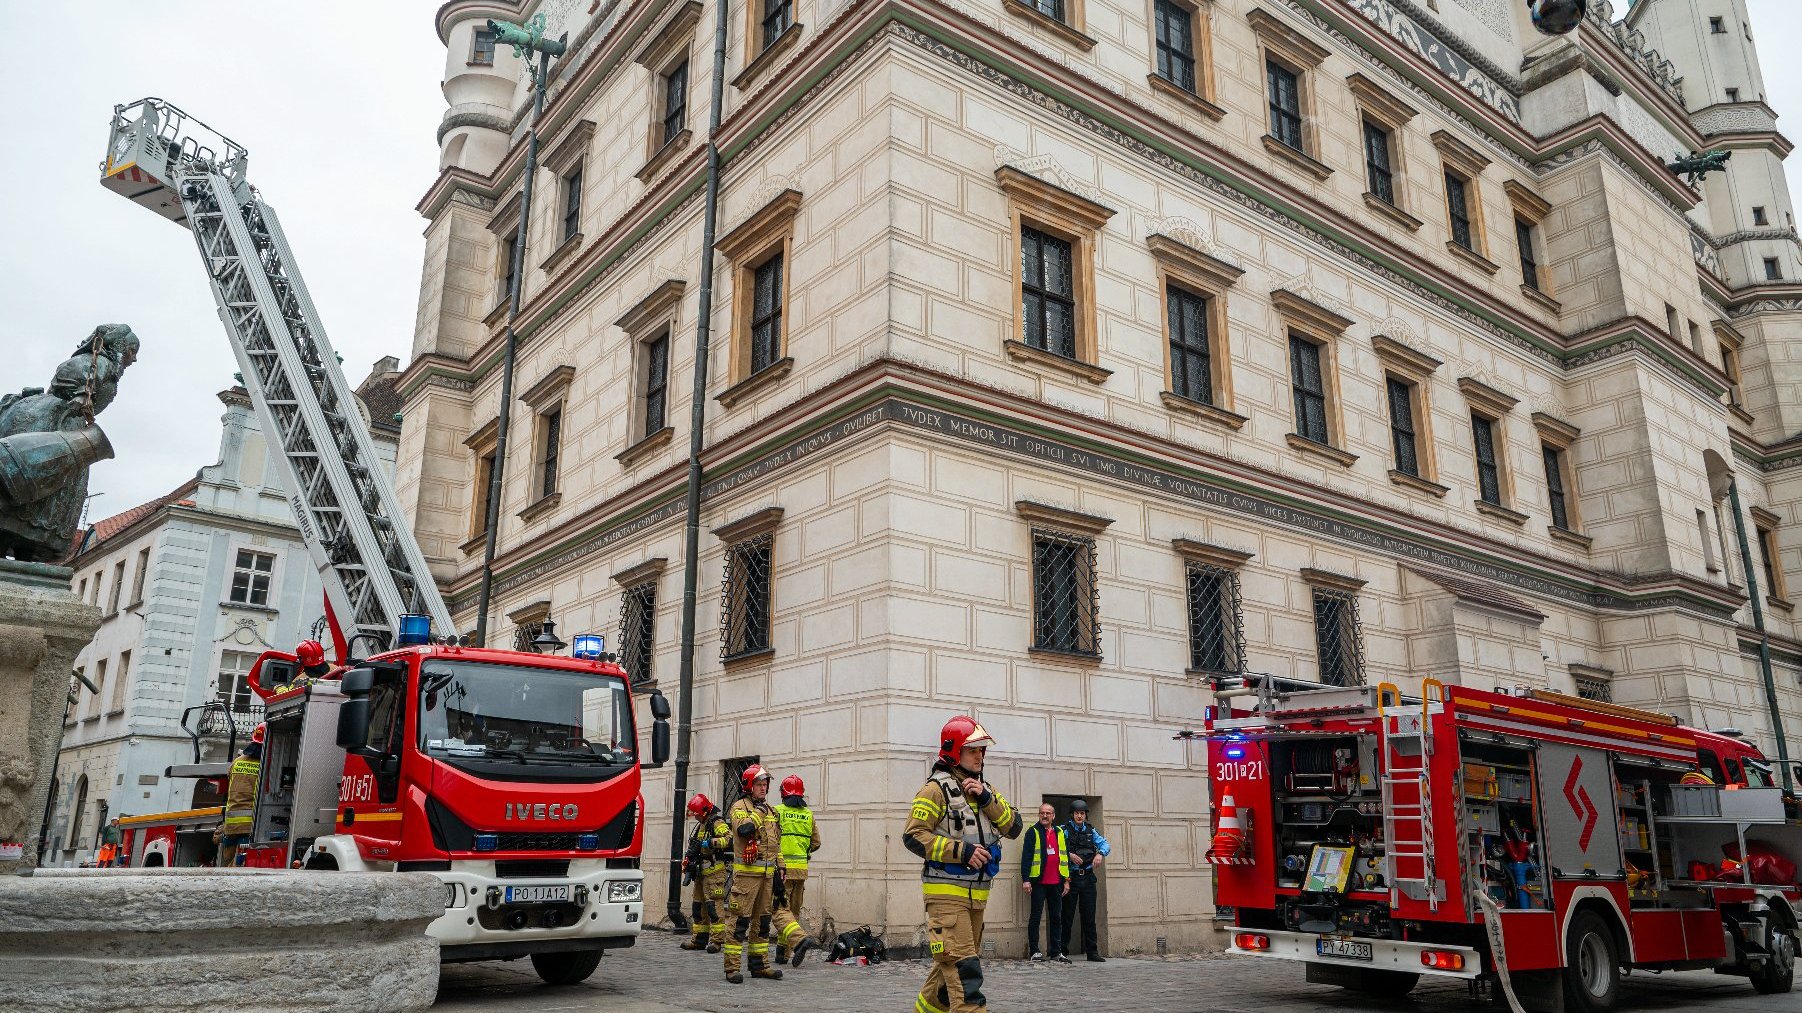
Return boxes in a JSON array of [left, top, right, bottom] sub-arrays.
[[1206, 794, 1250, 865]]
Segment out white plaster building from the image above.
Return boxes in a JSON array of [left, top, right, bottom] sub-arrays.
[[395, 0, 1802, 953], [46, 362, 403, 864]]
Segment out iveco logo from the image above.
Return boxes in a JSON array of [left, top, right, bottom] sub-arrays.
[[504, 803, 579, 821]]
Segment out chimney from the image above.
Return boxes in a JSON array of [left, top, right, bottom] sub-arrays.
[[371, 355, 400, 378]]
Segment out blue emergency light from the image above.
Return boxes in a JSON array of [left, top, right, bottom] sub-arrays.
[[577, 833, 600, 850], [572, 633, 605, 660], [397, 614, 432, 646], [473, 833, 498, 852], [1225, 745, 1246, 759]]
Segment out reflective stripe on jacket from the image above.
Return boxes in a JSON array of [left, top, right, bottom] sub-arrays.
[[691, 815, 732, 876], [729, 798, 780, 876], [902, 770, 1022, 904], [222, 754, 260, 831], [1021, 824, 1069, 881]]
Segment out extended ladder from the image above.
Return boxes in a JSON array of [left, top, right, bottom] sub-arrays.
[[1377, 678, 1445, 911], [99, 98, 453, 645]]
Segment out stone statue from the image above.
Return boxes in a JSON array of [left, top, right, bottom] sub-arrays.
[[0, 324, 139, 562], [1667, 148, 1731, 187]]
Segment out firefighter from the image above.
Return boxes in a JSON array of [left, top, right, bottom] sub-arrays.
[[724, 765, 815, 983], [770, 774, 822, 966], [904, 716, 1022, 1013], [1059, 798, 1110, 961], [680, 792, 731, 953], [275, 640, 331, 693], [216, 723, 263, 866]]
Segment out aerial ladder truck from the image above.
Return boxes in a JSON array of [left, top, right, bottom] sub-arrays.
[[99, 97, 671, 985]]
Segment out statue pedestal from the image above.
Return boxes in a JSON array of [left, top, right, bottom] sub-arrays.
[[0, 560, 100, 874]]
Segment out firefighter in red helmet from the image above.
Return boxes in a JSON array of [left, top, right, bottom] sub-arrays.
[[680, 792, 732, 953], [904, 716, 1022, 1013], [723, 764, 817, 983], [216, 722, 265, 866], [275, 639, 332, 694], [769, 773, 822, 965]]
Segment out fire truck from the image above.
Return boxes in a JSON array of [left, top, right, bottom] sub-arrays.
[[1198, 674, 1800, 1012], [95, 97, 673, 985]]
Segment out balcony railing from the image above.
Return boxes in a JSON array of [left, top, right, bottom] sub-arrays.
[[197, 702, 264, 738]]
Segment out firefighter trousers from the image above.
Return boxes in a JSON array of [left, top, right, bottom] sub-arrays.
[[917, 899, 986, 1013], [771, 877, 808, 954], [689, 869, 727, 944], [725, 873, 799, 975]]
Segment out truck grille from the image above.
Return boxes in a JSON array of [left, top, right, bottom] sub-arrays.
[[496, 859, 570, 879], [495, 832, 587, 852]]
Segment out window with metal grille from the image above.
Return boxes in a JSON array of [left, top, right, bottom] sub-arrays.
[[1154, 0, 1195, 92], [1031, 529, 1099, 657], [1312, 590, 1363, 687], [471, 28, 496, 65], [662, 61, 688, 145], [1516, 218, 1541, 291], [1167, 284, 1213, 405], [1029, 0, 1067, 22], [618, 580, 657, 686], [512, 617, 549, 653], [1021, 226, 1077, 359], [722, 755, 762, 810], [1363, 119, 1394, 206], [1472, 414, 1502, 505], [1387, 376, 1419, 477], [562, 165, 583, 243], [750, 254, 783, 374], [1445, 170, 1474, 251], [539, 408, 562, 500], [229, 550, 274, 606], [643, 332, 669, 434], [1266, 59, 1303, 151], [1185, 563, 1242, 673], [1543, 443, 1570, 530], [1289, 333, 1329, 444], [721, 533, 774, 660], [762, 0, 793, 48], [1574, 676, 1611, 702]]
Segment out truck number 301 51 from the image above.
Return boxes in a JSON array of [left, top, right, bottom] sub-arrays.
[[1215, 759, 1265, 781], [339, 773, 375, 803]]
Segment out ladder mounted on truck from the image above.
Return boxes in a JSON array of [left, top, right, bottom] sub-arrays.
[[99, 98, 453, 645], [1377, 679, 1444, 911]]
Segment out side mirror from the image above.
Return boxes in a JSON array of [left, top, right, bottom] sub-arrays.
[[339, 666, 375, 697], [652, 717, 671, 767], [649, 690, 671, 721], [336, 698, 371, 750]]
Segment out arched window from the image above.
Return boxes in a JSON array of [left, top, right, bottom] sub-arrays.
[[67, 775, 89, 852]]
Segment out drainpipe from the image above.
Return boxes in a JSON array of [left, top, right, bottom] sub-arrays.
[[474, 38, 561, 646], [666, 0, 731, 927], [1726, 478, 1794, 792]]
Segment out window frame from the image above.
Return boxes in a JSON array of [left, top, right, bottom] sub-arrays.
[[1302, 568, 1366, 688], [517, 364, 574, 519], [997, 167, 1116, 384], [470, 27, 497, 66], [462, 416, 501, 551], [1149, 232, 1243, 426], [129, 545, 150, 607], [715, 507, 784, 666], [1020, 224, 1079, 361], [1503, 181, 1554, 303], [1153, 0, 1198, 94], [1764, 257, 1782, 281], [560, 163, 583, 245], [107, 559, 125, 616], [1347, 73, 1420, 228], [535, 120, 595, 273], [110, 649, 130, 715], [1533, 411, 1583, 543], [1018, 501, 1111, 664], [615, 279, 686, 459], [1173, 538, 1251, 676], [1751, 506, 1790, 605], [1460, 376, 1523, 523], [1247, 10, 1330, 175], [228, 549, 276, 607], [1753, 206, 1769, 226], [1144, 0, 1221, 118], [716, 190, 802, 402], [633, 1, 703, 179], [612, 556, 667, 688], [1717, 326, 1748, 412], [735, 0, 805, 89], [1273, 288, 1354, 464], [1371, 333, 1444, 495], [1434, 131, 1495, 268]]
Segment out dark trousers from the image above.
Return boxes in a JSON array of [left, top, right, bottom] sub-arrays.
[[1061, 872, 1099, 955], [1026, 882, 1065, 956]]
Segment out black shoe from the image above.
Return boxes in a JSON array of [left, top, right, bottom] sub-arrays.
[[1087, 953, 1106, 962], [792, 937, 818, 967], [726, 972, 744, 984], [775, 948, 790, 965], [706, 942, 721, 954], [1054, 954, 1073, 964]]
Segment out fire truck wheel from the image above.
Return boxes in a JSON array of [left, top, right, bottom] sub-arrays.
[[1349, 969, 1419, 997], [1750, 924, 1796, 995], [530, 947, 603, 986], [1562, 911, 1621, 1013]]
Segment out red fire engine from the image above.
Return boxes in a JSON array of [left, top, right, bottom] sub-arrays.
[[1198, 674, 1800, 1012]]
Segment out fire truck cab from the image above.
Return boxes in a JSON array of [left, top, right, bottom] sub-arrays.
[[1201, 675, 1800, 1012]]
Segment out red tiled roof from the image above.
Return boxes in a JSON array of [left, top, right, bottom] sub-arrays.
[[69, 477, 201, 562]]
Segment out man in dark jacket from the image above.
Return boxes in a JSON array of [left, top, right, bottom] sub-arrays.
[[1060, 799, 1111, 961]]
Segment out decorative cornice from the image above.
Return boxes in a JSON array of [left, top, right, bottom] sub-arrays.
[[1458, 376, 1519, 416], [993, 165, 1115, 229], [1300, 567, 1366, 594], [1531, 411, 1580, 447], [711, 505, 784, 542], [1015, 499, 1113, 536], [1271, 287, 1353, 335], [615, 278, 686, 335], [1345, 71, 1418, 126], [1146, 233, 1245, 291], [1246, 8, 1331, 68], [715, 189, 803, 261], [518, 364, 575, 411], [1502, 180, 1551, 222], [610, 556, 668, 587], [540, 119, 596, 176], [1370, 333, 1442, 376], [634, 0, 703, 67], [1172, 538, 1254, 569]]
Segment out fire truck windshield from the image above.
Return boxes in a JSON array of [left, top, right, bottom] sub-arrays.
[[417, 659, 635, 769]]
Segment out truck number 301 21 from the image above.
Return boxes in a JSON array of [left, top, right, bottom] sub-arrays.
[[1215, 759, 1265, 781]]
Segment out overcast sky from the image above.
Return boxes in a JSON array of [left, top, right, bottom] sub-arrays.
[[5, 2, 1802, 528]]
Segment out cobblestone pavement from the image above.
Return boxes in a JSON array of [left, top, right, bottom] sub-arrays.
[[436, 928, 1792, 1012]]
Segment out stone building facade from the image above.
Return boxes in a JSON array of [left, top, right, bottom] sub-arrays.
[[48, 365, 402, 865], [397, 0, 1802, 952]]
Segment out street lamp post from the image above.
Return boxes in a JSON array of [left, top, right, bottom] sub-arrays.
[[473, 14, 567, 648]]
